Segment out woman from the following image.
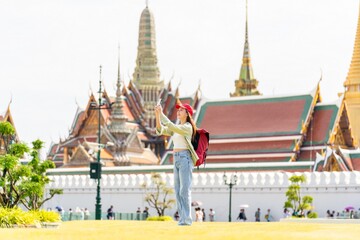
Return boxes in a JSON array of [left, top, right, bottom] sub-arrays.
[[155, 102, 198, 226]]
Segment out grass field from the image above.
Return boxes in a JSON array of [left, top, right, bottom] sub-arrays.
[[0, 220, 359, 240]]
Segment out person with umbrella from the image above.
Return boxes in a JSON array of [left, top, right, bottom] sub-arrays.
[[237, 208, 247, 222]]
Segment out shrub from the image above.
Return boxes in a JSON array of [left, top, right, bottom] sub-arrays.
[[307, 212, 318, 219], [0, 208, 61, 228], [33, 210, 61, 223], [146, 215, 173, 221], [0, 208, 39, 227]]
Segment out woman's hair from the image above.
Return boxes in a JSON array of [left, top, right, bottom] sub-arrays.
[[186, 112, 197, 140]]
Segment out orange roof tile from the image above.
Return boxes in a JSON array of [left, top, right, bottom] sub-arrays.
[[196, 95, 314, 138]]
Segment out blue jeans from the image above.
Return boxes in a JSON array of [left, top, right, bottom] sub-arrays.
[[173, 150, 193, 225]]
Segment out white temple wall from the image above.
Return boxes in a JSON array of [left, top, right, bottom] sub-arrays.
[[44, 171, 360, 222]]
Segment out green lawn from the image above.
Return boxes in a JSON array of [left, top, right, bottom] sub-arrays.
[[0, 220, 358, 240]]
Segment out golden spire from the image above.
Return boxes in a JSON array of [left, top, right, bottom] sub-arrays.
[[230, 0, 260, 97], [345, 3, 360, 91], [132, 4, 164, 128], [343, 2, 360, 147]]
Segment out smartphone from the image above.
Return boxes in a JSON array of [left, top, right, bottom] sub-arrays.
[[157, 98, 162, 106]]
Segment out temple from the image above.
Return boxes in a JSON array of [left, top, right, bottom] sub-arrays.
[[47, 3, 360, 172], [47, 4, 204, 168], [230, 0, 260, 97]]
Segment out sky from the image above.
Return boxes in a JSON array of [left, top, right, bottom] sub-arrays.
[[0, 0, 359, 156]]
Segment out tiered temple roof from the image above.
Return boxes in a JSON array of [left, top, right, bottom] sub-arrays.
[[161, 84, 359, 172], [47, 77, 201, 168]]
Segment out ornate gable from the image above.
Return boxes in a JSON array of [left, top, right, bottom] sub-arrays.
[[68, 145, 93, 165]]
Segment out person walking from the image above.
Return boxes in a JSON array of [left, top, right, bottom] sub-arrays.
[[255, 208, 261, 222], [174, 211, 180, 221], [84, 208, 90, 220], [143, 207, 150, 220], [107, 205, 114, 220], [237, 209, 247, 222], [195, 207, 203, 222], [68, 208, 73, 221], [155, 102, 198, 226], [136, 207, 141, 220], [209, 208, 215, 222], [265, 209, 273, 222], [202, 208, 206, 222]]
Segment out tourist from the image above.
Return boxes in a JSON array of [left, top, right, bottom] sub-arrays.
[[155, 102, 198, 226], [283, 208, 290, 218], [107, 205, 114, 220], [255, 208, 261, 222], [143, 207, 150, 220], [326, 210, 331, 218], [136, 207, 141, 220], [265, 209, 273, 222], [209, 208, 215, 222], [84, 208, 90, 220], [237, 209, 247, 221], [195, 207, 203, 222], [68, 208, 73, 221], [174, 211, 180, 221]]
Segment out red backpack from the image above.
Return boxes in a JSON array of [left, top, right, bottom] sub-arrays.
[[191, 129, 210, 168]]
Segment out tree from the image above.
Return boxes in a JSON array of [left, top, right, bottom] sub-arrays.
[[0, 122, 62, 209], [284, 175, 314, 217], [20, 139, 63, 210], [141, 172, 175, 216]]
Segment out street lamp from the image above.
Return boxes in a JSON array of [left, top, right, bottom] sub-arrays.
[[223, 173, 238, 222], [88, 65, 111, 220]]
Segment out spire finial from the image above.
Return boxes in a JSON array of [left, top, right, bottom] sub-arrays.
[[116, 45, 122, 97], [245, 0, 248, 43], [146, 0, 148, 8], [99, 65, 102, 102], [319, 68, 323, 82], [117, 44, 121, 84]]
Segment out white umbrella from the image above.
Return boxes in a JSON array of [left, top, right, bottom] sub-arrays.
[[191, 201, 203, 207], [239, 204, 249, 208]]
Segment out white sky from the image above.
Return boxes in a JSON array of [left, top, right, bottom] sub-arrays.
[[0, 0, 359, 156]]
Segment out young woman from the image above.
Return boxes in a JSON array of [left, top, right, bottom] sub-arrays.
[[155, 102, 198, 226]]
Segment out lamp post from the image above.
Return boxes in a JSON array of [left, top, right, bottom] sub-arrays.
[[223, 173, 238, 222], [95, 71, 102, 220], [88, 65, 106, 220]]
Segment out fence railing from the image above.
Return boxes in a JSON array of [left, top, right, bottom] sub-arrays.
[[60, 212, 149, 221]]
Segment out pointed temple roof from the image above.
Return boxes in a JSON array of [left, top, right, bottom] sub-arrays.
[[344, 3, 360, 89], [0, 103, 20, 156], [1, 103, 19, 142], [230, 0, 260, 97], [131, 5, 165, 128], [132, 5, 162, 87], [343, 3, 360, 146], [108, 48, 132, 138]]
